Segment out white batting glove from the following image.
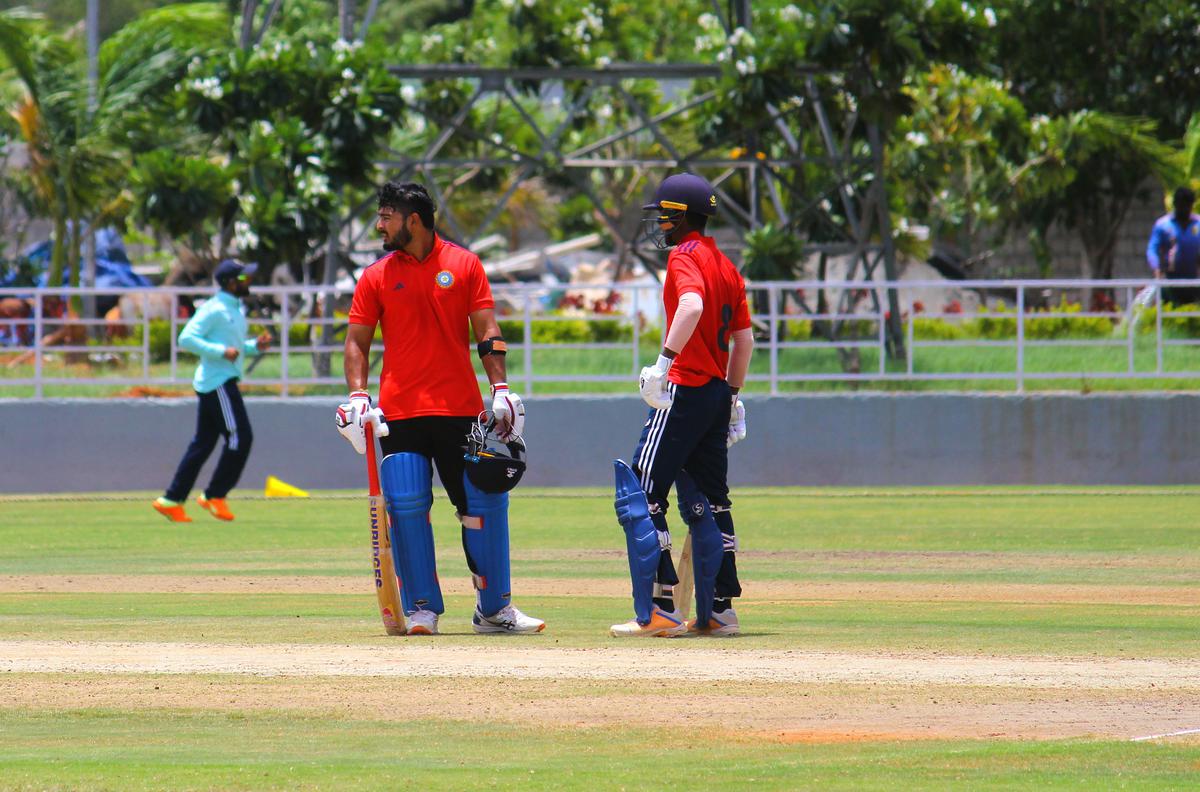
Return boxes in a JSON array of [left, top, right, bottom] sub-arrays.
[[365, 406, 389, 437], [335, 390, 373, 455], [727, 395, 747, 448], [491, 383, 525, 440], [638, 354, 674, 410]]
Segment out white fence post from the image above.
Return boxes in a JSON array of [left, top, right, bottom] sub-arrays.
[[33, 296, 43, 399], [141, 292, 150, 382], [768, 284, 779, 396], [1156, 285, 1164, 374], [1016, 284, 1025, 394], [523, 290, 533, 396], [280, 295, 290, 397]]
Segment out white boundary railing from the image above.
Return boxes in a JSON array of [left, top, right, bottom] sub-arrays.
[[3, 278, 1200, 396]]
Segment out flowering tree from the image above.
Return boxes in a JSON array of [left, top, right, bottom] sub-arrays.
[[690, 1, 990, 240], [889, 65, 1030, 267], [168, 26, 402, 278]]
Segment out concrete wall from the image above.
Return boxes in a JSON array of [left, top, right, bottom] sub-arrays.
[[2, 394, 1198, 493]]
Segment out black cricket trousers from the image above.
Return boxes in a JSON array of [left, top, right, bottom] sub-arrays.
[[165, 378, 253, 502]]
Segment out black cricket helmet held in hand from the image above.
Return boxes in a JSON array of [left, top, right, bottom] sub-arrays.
[[641, 173, 718, 249], [464, 412, 527, 493]]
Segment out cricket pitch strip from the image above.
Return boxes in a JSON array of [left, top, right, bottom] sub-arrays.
[[2, 638, 1199, 743]]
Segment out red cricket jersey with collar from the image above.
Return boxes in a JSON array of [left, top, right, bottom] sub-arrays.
[[348, 235, 491, 420], [663, 231, 752, 387]]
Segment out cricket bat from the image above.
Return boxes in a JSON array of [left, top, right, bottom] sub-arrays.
[[673, 532, 694, 621], [365, 420, 406, 636]]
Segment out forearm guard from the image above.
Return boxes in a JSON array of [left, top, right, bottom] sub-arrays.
[[477, 336, 507, 358]]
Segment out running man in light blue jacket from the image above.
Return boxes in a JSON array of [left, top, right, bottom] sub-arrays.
[[153, 260, 271, 523]]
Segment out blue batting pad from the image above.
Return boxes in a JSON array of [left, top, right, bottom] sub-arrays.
[[675, 469, 723, 626], [380, 452, 444, 615], [614, 459, 661, 624], [462, 474, 512, 617]]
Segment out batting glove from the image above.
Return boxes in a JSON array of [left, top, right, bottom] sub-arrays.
[[638, 354, 674, 410], [727, 395, 747, 448], [335, 390, 373, 455], [491, 383, 525, 440]]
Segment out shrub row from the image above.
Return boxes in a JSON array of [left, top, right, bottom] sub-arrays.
[[779, 300, 1175, 342], [106, 301, 1200, 363], [105, 315, 639, 363], [497, 316, 634, 344]]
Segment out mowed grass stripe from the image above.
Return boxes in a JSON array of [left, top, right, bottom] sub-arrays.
[[2, 711, 1200, 791], [0, 593, 1195, 656], [3, 575, 1198, 604]]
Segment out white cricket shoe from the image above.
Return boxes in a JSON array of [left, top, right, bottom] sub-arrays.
[[406, 609, 439, 636], [687, 608, 740, 637], [610, 606, 687, 638], [473, 604, 546, 634]]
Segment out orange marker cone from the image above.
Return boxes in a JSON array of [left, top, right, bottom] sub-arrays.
[[264, 475, 309, 498]]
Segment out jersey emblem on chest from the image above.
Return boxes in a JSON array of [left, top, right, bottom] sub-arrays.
[[435, 270, 455, 289]]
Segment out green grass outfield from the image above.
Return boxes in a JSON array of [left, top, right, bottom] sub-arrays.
[[1, 488, 1199, 789]]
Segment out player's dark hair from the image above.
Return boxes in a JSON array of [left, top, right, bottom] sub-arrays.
[[1175, 187, 1195, 209], [684, 211, 709, 232], [378, 181, 436, 229]]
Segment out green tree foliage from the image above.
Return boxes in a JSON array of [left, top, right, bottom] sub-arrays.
[[992, 0, 1200, 140], [5, 0, 1200, 290], [890, 65, 1029, 262], [0, 3, 224, 293], [1011, 112, 1180, 279], [991, 1, 1199, 279], [158, 1, 403, 275]]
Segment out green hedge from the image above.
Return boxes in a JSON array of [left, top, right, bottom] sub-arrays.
[[910, 300, 1113, 341], [498, 315, 634, 343], [106, 319, 175, 362], [1135, 304, 1200, 336]]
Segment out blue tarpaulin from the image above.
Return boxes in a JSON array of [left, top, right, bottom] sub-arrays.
[[1, 228, 151, 289]]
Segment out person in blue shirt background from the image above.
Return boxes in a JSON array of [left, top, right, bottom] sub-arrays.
[[1147, 187, 1200, 307], [153, 260, 271, 523]]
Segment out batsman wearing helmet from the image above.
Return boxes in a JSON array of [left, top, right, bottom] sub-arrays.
[[612, 173, 754, 638], [337, 180, 544, 636]]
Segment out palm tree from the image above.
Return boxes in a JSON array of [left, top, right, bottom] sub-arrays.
[[1011, 111, 1181, 282], [0, 4, 227, 297]]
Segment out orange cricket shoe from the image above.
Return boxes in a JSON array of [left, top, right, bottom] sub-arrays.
[[196, 494, 235, 521], [152, 498, 192, 523], [686, 608, 740, 637], [610, 606, 687, 638]]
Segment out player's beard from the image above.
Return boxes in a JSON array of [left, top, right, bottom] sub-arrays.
[[382, 223, 411, 253]]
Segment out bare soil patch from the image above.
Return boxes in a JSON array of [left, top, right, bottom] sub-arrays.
[[2, 641, 1198, 742]]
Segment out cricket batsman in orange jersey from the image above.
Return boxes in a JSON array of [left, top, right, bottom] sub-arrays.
[[612, 173, 754, 638], [336, 180, 544, 636]]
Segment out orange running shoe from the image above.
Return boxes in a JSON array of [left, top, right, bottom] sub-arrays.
[[196, 494, 235, 521], [152, 498, 192, 523]]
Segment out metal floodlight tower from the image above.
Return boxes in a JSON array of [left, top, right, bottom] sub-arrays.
[[239, 0, 905, 360]]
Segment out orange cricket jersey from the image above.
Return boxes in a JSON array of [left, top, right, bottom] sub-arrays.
[[664, 232, 752, 387], [348, 235, 491, 420]]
